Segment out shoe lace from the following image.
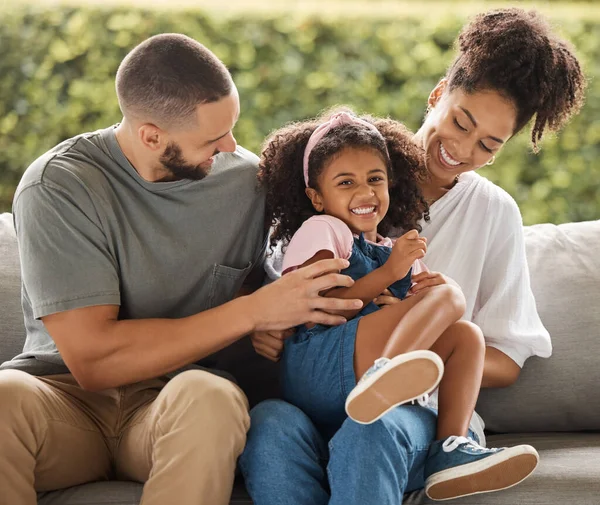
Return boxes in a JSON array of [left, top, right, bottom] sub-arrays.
[[359, 357, 389, 383], [442, 435, 481, 453], [416, 393, 429, 407]]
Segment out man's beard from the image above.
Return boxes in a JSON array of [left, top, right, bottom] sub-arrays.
[[159, 142, 218, 181]]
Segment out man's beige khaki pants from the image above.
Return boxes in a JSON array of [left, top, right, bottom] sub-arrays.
[[0, 369, 250, 505]]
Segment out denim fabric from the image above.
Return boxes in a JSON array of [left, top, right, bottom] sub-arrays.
[[281, 234, 412, 435], [424, 435, 491, 480], [343, 233, 412, 303], [239, 399, 440, 505], [281, 317, 359, 437]]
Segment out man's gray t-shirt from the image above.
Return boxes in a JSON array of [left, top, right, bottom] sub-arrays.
[[2, 125, 266, 377]]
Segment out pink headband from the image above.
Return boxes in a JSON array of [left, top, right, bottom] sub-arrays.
[[302, 111, 388, 187]]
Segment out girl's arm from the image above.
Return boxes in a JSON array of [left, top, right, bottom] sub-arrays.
[[298, 230, 426, 319], [299, 249, 398, 320]]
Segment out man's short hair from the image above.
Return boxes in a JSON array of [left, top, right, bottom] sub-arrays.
[[116, 33, 232, 128]]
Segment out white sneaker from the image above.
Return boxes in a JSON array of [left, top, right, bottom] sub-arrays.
[[345, 350, 444, 424]]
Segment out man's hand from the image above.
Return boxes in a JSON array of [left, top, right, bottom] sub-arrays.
[[409, 271, 460, 295], [386, 230, 427, 280], [244, 258, 363, 332], [250, 329, 294, 362]]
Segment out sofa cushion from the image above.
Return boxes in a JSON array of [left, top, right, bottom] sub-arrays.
[[36, 479, 252, 505], [37, 482, 142, 505], [0, 212, 25, 364], [476, 220, 600, 432]]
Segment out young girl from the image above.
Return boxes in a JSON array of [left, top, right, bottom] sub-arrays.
[[259, 109, 539, 500]]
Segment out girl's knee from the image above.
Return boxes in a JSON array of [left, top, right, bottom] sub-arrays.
[[453, 320, 485, 354], [427, 284, 466, 318]]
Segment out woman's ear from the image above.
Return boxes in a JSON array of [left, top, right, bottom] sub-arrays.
[[428, 78, 448, 110], [305, 187, 324, 212]]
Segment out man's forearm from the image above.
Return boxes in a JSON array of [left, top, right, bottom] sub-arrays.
[[46, 257, 362, 391], [48, 296, 256, 391]]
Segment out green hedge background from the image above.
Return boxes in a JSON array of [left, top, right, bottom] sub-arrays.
[[1, 4, 598, 224]]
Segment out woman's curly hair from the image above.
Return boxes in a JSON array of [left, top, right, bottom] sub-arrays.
[[258, 107, 429, 248], [446, 8, 586, 151]]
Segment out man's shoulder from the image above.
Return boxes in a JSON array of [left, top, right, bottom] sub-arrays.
[[213, 145, 259, 175], [15, 128, 111, 199], [209, 146, 263, 202], [234, 145, 260, 166]]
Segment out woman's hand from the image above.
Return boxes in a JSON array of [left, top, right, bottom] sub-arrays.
[[250, 329, 295, 362], [409, 271, 460, 295]]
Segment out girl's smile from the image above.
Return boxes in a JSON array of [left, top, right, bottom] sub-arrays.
[[305, 147, 390, 243]]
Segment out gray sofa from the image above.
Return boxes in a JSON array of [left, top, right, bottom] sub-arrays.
[[1, 211, 599, 505]]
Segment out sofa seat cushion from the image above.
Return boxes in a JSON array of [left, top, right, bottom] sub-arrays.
[[38, 482, 142, 505], [37, 478, 252, 505]]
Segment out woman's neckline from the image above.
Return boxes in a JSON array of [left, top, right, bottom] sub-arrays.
[[424, 172, 475, 208]]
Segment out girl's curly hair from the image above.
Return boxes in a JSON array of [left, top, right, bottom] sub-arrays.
[[259, 107, 429, 248], [447, 8, 586, 151]]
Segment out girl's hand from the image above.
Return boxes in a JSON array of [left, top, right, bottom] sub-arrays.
[[387, 230, 427, 280], [373, 288, 400, 307], [409, 271, 460, 295], [250, 329, 295, 362]]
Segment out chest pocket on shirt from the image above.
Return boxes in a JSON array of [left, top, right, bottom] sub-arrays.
[[208, 262, 253, 309]]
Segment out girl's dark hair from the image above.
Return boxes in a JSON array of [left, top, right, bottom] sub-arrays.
[[446, 8, 586, 150], [259, 107, 429, 247]]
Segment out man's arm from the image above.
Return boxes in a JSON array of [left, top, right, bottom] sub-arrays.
[[43, 258, 362, 391]]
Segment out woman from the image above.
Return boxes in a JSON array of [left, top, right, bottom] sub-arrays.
[[240, 8, 586, 505]]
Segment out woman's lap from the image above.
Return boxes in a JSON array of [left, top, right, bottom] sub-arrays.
[[240, 398, 441, 504]]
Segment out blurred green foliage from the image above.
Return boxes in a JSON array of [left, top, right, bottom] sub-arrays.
[[0, 5, 598, 224]]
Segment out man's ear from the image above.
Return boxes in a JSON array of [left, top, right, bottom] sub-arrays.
[[305, 188, 324, 212], [428, 78, 448, 110], [138, 123, 165, 152]]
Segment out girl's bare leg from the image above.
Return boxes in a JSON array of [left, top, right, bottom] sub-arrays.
[[345, 284, 465, 424], [429, 320, 485, 439], [353, 284, 465, 377]]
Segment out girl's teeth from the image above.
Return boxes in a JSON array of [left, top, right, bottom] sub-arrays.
[[352, 207, 375, 215], [440, 144, 461, 166]]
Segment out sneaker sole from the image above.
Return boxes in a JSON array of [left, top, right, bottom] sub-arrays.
[[345, 350, 443, 424], [425, 445, 539, 501]]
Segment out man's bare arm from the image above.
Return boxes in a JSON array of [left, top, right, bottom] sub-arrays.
[[43, 258, 362, 391]]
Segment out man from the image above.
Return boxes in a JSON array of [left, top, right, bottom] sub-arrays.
[[0, 34, 361, 505]]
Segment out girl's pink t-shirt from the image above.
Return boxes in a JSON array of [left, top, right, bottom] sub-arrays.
[[282, 215, 427, 275]]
